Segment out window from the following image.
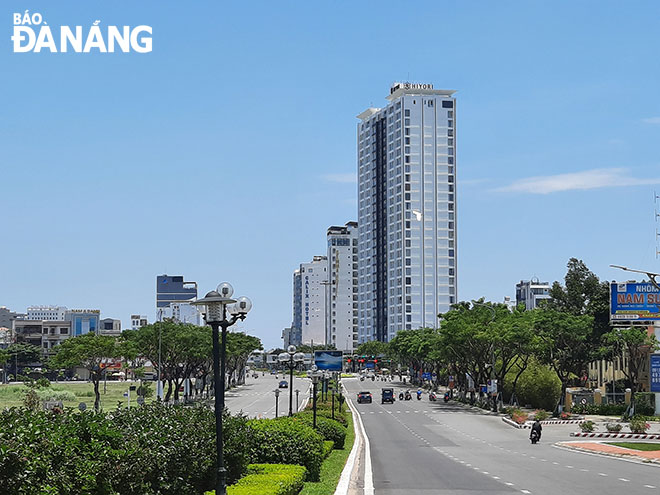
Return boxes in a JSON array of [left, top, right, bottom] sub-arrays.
[[442, 100, 453, 108], [448, 111, 453, 118], [448, 120, 453, 128], [405, 109, 410, 117]]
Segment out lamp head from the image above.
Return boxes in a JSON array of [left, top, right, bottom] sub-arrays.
[[287, 345, 297, 354], [216, 282, 234, 299]]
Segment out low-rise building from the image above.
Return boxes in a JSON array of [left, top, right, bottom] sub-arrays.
[[515, 278, 551, 310], [100, 318, 122, 337]]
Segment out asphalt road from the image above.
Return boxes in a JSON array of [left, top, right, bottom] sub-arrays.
[[224, 372, 310, 418], [345, 378, 660, 495]]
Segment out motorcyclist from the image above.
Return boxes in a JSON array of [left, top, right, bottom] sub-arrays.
[[416, 388, 422, 399], [530, 419, 542, 442], [399, 392, 404, 400]]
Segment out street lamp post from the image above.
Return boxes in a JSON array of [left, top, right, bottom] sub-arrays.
[[274, 389, 280, 418], [295, 389, 300, 412], [278, 345, 305, 416], [308, 366, 322, 429], [191, 282, 252, 495]]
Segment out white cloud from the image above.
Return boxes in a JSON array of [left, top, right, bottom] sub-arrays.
[[642, 117, 660, 124], [497, 168, 660, 194], [322, 173, 357, 184]]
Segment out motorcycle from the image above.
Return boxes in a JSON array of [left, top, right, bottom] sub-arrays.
[[404, 392, 412, 401], [429, 392, 436, 401], [443, 393, 450, 403], [530, 429, 540, 444], [399, 392, 404, 400], [360, 376, 364, 381], [416, 391, 422, 400]]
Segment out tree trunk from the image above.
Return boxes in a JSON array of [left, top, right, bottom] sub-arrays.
[[93, 375, 101, 412], [165, 379, 173, 402]]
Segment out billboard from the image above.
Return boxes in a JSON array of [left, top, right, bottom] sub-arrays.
[[314, 350, 343, 371], [610, 282, 660, 322], [651, 355, 660, 393]]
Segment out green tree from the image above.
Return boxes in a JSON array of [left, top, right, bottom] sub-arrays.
[[225, 332, 263, 388], [49, 333, 120, 411], [533, 309, 593, 412], [545, 258, 612, 350], [355, 341, 389, 358], [601, 327, 659, 397]]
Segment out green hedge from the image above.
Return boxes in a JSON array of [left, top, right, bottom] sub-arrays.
[[245, 418, 324, 481], [206, 464, 307, 495], [322, 441, 334, 459], [290, 413, 346, 449], [0, 404, 250, 494], [571, 403, 627, 416]]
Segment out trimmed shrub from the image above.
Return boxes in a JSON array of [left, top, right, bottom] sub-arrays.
[[0, 404, 251, 495], [635, 393, 656, 417], [580, 420, 595, 432], [533, 410, 550, 421], [292, 412, 346, 449], [216, 464, 306, 495], [245, 417, 324, 481], [571, 403, 626, 416], [606, 423, 622, 433], [628, 417, 650, 434], [323, 441, 334, 458]]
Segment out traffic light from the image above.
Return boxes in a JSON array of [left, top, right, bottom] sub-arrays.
[[347, 358, 352, 363], [374, 359, 378, 363]]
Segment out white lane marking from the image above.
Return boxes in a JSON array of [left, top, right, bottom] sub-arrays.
[[618, 478, 630, 482], [552, 462, 559, 465], [598, 473, 608, 476], [644, 485, 656, 489], [565, 466, 573, 469], [492, 476, 500, 480], [343, 394, 374, 495], [580, 469, 589, 472], [521, 490, 531, 494], [505, 482, 514, 486]]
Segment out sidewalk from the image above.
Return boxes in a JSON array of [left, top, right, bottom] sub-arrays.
[[559, 441, 660, 465]]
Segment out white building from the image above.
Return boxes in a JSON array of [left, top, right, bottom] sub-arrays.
[[156, 303, 201, 326], [26, 306, 67, 321], [299, 256, 327, 346], [515, 278, 551, 310], [357, 83, 457, 343], [326, 222, 358, 352], [131, 314, 148, 330]]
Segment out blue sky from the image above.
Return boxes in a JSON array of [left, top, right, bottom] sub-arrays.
[[2, 1, 660, 349]]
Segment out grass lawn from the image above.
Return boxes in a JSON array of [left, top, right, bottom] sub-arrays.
[[300, 409, 355, 495], [0, 381, 157, 411], [608, 442, 660, 451]]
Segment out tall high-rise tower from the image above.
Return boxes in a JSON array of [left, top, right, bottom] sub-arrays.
[[357, 83, 457, 343], [326, 222, 358, 352]]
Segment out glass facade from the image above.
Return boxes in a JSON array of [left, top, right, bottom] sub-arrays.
[[357, 85, 457, 343]]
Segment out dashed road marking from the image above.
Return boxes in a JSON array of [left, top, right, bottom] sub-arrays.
[[644, 485, 656, 489], [618, 478, 630, 482], [598, 473, 608, 477]]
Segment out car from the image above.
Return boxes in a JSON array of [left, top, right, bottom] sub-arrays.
[[357, 391, 372, 404], [278, 380, 288, 388], [381, 388, 395, 404], [270, 370, 278, 375]]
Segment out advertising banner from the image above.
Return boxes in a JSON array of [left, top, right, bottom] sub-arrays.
[[651, 355, 660, 393], [314, 350, 343, 371], [610, 282, 660, 321]]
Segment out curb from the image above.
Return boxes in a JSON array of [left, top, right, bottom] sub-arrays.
[[556, 442, 660, 466], [502, 417, 527, 429], [541, 419, 584, 425], [570, 432, 660, 439]]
